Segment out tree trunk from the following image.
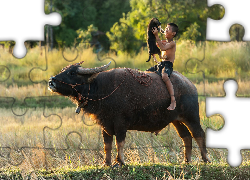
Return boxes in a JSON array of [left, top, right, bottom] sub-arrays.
[[49, 0, 53, 50], [46, 0, 53, 51], [236, 26, 239, 41], [46, 26, 50, 51]]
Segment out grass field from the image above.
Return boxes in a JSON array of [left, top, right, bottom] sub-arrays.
[[0, 105, 249, 179], [0, 41, 250, 178], [1, 41, 250, 84], [1, 163, 250, 179]]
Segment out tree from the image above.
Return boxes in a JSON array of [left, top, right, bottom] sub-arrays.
[[229, 24, 244, 41], [45, 0, 131, 48], [180, 22, 201, 42], [106, 15, 141, 54], [106, 0, 226, 53], [77, 24, 98, 48]]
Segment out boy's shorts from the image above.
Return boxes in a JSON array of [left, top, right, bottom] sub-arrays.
[[146, 61, 173, 78]]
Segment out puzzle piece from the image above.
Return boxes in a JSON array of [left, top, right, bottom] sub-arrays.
[[207, 0, 249, 41], [0, 46, 51, 115], [0, 0, 61, 58], [206, 80, 250, 167], [184, 41, 207, 96], [0, 65, 10, 82], [0, 96, 62, 164], [29, 44, 117, 84], [192, 0, 250, 168]]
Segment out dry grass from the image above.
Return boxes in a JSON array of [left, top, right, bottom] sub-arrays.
[[0, 101, 249, 173], [2, 78, 250, 101], [0, 100, 247, 170], [195, 79, 250, 96], [1, 41, 250, 84], [0, 41, 250, 171], [0, 83, 48, 99]]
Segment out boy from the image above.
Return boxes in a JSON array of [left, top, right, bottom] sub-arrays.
[[149, 23, 178, 110]]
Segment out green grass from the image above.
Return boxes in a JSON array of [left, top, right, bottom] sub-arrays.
[[0, 95, 74, 109], [1, 163, 249, 179], [1, 41, 250, 86]]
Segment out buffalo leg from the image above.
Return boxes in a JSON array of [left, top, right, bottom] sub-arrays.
[[115, 139, 125, 165], [172, 120, 192, 162], [102, 130, 113, 166], [114, 126, 127, 165], [180, 119, 210, 162], [194, 136, 210, 162]]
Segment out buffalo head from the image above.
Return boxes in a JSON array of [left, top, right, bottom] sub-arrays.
[[48, 61, 111, 98]]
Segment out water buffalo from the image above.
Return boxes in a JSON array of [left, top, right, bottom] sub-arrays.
[[48, 61, 209, 166]]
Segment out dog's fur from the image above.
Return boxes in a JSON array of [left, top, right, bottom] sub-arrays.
[[146, 18, 165, 62]]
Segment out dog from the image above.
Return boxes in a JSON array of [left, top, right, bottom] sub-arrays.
[[146, 18, 165, 62]]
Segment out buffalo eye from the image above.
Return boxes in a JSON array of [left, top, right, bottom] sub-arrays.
[[68, 71, 76, 76]]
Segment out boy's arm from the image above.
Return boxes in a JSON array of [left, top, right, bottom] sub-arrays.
[[155, 35, 175, 50], [152, 27, 175, 51], [153, 56, 160, 64], [156, 40, 167, 47]]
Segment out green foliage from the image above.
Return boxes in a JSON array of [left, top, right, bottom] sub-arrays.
[[1, 163, 250, 179], [93, 0, 131, 32], [76, 24, 98, 47], [56, 27, 77, 47], [106, 0, 215, 53], [44, 0, 230, 53], [1, 41, 250, 86], [48, 0, 97, 47], [106, 15, 142, 54], [230, 24, 245, 41], [208, 4, 225, 20], [45, 0, 131, 48], [180, 22, 201, 42]]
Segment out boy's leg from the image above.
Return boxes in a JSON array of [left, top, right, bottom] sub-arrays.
[[146, 56, 158, 72], [162, 68, 176, 110], [146, 65, 157, 72]]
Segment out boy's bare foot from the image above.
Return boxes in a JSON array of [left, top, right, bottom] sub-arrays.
[[167, 100, 176, 110]]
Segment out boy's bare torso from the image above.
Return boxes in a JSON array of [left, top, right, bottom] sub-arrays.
[[161, 41, 176, 63]]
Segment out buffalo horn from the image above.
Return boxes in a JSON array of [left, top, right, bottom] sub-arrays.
[[77, 61, 111, 74], [75, 61, 84, 66]]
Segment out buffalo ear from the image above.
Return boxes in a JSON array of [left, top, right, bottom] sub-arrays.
[[87, 73, 99, 83]]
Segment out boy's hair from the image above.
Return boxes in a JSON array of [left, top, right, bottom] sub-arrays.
[[168, 23, 178, 37]]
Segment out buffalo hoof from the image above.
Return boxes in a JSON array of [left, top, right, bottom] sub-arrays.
[[153, 130, 161, 136], [112, 162, 120, 168], [112, 161, 125, 168], [101, 162, 112, 167], [75, 106, 81, 114], [181, 160, 190, 164], [203, 158, 211, 163]]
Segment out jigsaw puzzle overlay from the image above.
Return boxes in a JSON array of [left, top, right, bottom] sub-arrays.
[[0, 0, 61, 59], [0, 0, 249, 179], [205, 0, 250, 168], [206, 80, 250, 167], [207, 0, 250, 41]]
